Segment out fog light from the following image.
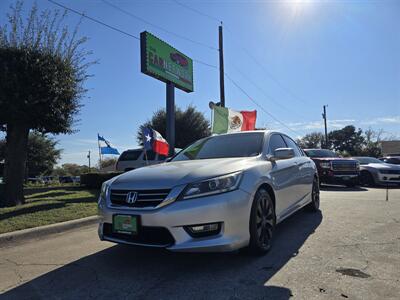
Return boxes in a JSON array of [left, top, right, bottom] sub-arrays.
[[184, 222, 222, 238]]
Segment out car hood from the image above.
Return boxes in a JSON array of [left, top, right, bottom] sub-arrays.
[[311, 157, 355, 162], [364, 163, 400, 170], [110, 157, 259, 190]]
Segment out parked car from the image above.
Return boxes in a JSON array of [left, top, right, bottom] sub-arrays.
[[379, 156, 400, 165], [116, 148, 180, 172], [352, 157, 400, 186], [98, 131, 320, 254], [303, 149, 359, 187], [59, 176, 74, 183]]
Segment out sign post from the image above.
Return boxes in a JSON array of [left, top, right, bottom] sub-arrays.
[[140, 31, 193, 156], [166, 82, 175, 156]]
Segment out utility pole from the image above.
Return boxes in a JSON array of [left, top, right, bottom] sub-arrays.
[[87, 150, 91, 173], [322, 105, 328, 148], [219, 23, 225, 107]]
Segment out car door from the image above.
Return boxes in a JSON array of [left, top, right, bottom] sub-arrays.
[[282, 135, 314, 201], [267, 134, 302, 217]]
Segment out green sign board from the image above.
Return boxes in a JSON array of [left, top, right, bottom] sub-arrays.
[[140, 31, 194, 93]]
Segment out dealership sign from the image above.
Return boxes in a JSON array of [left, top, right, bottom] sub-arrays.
[[140, 31, 194, 93]]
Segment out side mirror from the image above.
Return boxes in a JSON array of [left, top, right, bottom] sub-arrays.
[[268, 148, 295, 161]]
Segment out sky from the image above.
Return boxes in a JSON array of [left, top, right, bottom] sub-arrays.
[[1, 0, 399, 165]]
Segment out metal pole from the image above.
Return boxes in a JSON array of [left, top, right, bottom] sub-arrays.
[[88, 150, 91, 172], [323, 105, 328, 148], [219, 23, 225, 107], [97, 133, 102, 170], [166, 82, 175, 156]]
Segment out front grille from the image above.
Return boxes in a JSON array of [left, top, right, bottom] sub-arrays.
[[332, 161, 357, 172], [110, 189, 170, 208], [380, 170, 400, 175], [103, 223, 174, 246]]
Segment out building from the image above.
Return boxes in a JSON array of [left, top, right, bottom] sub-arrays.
[[380, 141, 400, 156]]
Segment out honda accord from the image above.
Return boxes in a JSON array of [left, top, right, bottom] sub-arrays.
[[98, 131, 320, 254]]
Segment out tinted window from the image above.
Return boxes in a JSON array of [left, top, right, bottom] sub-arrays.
[[172, 133, 264, 161], [144, 150, 156, 160], [119, 150, 142, 161], [283, 136, 302, 157], [304, 149, 338, 158], [385, 158, 400, 164], [268, 134, 287, 154]]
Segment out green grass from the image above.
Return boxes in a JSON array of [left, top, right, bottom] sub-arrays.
[[0, 188, 99, 234]]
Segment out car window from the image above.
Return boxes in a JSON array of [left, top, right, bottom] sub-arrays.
[[119, 150, 142, 161], [158, 154, 167, 161], [304, 149, 338, 158], [172, 132, 264, 161], [282, 136, 302, 157], [268, 134, 287, 154], [144, 150, 156, 160]]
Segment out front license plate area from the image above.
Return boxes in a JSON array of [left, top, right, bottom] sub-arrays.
[[341, 176, 350, 181], [113, 215, 138, 235]]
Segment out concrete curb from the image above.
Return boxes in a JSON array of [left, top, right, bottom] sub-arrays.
[[0, 215, 99, 248]]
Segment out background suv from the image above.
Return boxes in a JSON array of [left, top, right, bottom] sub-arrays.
[[304, 149, 359, 187]]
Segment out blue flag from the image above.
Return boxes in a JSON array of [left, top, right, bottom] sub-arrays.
[[100, 146, 120, 155], [142, 127, 154, 151], [97, 134, 106, 142]]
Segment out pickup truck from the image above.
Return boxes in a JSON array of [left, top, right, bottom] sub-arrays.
[[304, 149, 360, 187]]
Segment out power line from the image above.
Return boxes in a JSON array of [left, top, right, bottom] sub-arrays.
[[101, 0, 218, 51], [224, 72, 301, 136], [229, 63, 310, 121], [47, 0, 140, 40], [48, 0, 297, 134], [172, 0, 221, 24], [47, 0, 219, 70], [171, 1, 310, 106]]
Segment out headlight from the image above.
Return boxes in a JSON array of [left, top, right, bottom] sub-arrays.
[[182, 172, 243, 200], [99, 181, 110, 204], [319, 162, 331, 169]]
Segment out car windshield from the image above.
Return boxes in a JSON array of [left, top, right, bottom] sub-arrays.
[[353, 157, 383, 165], [172, 132, 264, 161], [304, 149, 338, 158]]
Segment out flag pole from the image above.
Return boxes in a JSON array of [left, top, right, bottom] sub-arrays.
[[97, 133, 102, 170], [144, 148, 149, 165]]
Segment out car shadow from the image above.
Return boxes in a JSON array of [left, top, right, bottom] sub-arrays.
[[2, 210, 322, 300], [320, 184, 368, 192]]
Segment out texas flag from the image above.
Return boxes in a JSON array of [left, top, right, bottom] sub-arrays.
[[142, 127, 169, 156]]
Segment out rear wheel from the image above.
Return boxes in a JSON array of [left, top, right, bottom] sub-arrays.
[[359, 171, 374, 187], [306, 177, 320, 212], [248, 188, 275, 255]]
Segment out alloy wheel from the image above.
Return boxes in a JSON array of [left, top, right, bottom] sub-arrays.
[[255, 193, 275, 248]]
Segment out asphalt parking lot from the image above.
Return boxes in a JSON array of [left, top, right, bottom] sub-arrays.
[[0, 186, 399, 300]]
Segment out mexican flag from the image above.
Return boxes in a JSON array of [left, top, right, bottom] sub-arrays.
[[212, 106, 257, 134]]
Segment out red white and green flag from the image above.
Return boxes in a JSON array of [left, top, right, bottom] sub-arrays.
[[211, 106, 257, 134]]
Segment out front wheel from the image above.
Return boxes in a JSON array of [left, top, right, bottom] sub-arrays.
[[248, 188, 276, 255], [359, 171, 374, 187], [306, 177, 320, 212]]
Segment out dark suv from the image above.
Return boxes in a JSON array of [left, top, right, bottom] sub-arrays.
[[304, 149, 360, 187]]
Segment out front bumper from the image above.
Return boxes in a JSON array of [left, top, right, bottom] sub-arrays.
[[98, 189, 253, 252], [319, 172, 359, 185], [376, 173, 400, 185]]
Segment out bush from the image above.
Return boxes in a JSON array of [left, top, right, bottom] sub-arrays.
[[80, 172, 122, 189], [0, 183, 4, 206]]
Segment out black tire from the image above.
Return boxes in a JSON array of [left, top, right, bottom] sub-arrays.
[[359, 171, 374, 187], [306, 177, 320, 212], [248, 188, 276, 255]]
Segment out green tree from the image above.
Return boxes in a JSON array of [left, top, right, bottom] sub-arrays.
[[296, 132, 324, 149], [100, 158, 117, 169], [328, 125, 365, 156], [0, 2, 93, 206], [137, 105, 211, 149], [0, 133, 61, 177], [360, 128, 382, 157]]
